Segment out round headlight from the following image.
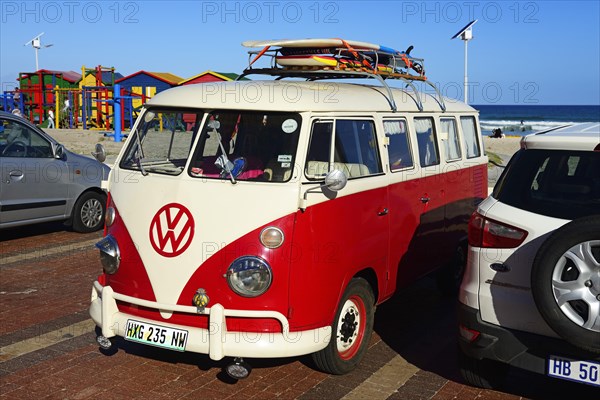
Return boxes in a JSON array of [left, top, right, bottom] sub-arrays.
[[226, 256, 272, 297], [105, 206, 116, 227], [259, 227, 284, 249]]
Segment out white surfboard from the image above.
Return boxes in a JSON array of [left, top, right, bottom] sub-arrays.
[[242, 38, 382, 51]]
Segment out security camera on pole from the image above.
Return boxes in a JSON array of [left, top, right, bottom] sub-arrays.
[[452, 20, 477, 104]]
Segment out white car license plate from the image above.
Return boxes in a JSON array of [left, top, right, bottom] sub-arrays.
[[125, 319, 188, 352], [547, 356, 600, 387]]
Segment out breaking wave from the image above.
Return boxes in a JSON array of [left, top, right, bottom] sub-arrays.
[[479, 119, 580, 135]]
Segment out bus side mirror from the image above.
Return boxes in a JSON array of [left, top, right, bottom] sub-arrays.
[[324, 169, 347, 192], [300, 169, 347, 211]]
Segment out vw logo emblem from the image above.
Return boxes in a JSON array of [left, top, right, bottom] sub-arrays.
[[149, 203, 195, 257]]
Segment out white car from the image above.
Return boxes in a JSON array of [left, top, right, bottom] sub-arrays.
[[458, 123, 600, 389]]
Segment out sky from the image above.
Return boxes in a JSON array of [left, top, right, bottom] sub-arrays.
[[1, 0, 599, 105]]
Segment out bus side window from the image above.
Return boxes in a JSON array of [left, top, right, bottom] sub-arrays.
[[334, 120, 382, 177], [384, 119, 413, 171], [461, 116, 481, 158], [305, 121, 333, 179], [440, 118, 462, 161], [414, 117, 440, 167], [305, 119, 382, 180]]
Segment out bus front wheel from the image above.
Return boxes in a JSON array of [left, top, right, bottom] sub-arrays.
[[312, 277, 375, 375]]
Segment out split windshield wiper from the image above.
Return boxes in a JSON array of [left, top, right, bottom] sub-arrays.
[[133, 126, 148, 176], [208, 119, 237, 184]]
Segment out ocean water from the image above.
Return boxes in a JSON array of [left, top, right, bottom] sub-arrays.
[[473, 105, 600, 136]]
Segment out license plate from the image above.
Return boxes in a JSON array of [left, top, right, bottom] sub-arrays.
[[547, 356, 600, 387], [125, 320, 188, 352]]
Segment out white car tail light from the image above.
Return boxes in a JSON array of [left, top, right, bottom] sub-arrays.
[[468, 212, 528, 249]]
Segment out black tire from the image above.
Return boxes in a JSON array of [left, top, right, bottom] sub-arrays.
[[458, 351, 509, 390], [531, 215, 600, 354], [436, 244, 467, 296], [72, 191, 106, 233], [312, 278, 375, 375]]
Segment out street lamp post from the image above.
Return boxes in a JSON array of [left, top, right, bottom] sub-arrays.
[[452, 20, 478, 104], [24, 33, 53, 71]]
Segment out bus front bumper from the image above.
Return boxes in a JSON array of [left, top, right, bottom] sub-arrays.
[[90, 281, 331, 360]]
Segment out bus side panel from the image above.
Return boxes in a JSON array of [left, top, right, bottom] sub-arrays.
[[288, 185, 389, 331], [388, 171, 447, 289], [443, 162, 488, 245], [386, 162, 487, 294], [384, 172, 430, 295]]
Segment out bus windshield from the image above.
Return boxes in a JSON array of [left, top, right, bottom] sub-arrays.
[[188, 110, 302, 183], [120, 108, 203, 176]]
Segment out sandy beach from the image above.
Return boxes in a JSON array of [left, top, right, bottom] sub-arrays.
[[482, 135, 522, 186], [45, 129, 125, 163], [46, 128, 522, 185], [482, 135, 522, 161]]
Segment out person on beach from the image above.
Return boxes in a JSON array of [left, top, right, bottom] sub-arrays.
[[520, 120, 527, 132], [13, 87, 21, 108], [492, 128, 504, 138], [47, 109, 55, 129]]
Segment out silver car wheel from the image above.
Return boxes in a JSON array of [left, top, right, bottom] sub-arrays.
[[80, 198, 104, 228], [551, 239, 600, 332]]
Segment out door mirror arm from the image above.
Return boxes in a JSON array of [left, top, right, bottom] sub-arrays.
[[300, 169, 348, 211]]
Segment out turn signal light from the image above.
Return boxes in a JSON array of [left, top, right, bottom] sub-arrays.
[[260, 227, 284, 249], [105, 207, 116, 227]]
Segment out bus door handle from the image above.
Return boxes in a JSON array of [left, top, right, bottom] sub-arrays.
[[377, 208, 389, 216], [420, 196, 430, 204]]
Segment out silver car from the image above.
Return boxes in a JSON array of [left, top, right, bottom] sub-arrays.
[[0, 111, 109, 232]]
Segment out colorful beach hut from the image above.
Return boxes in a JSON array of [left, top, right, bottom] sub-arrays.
[[178, 71, 246, 85], [116, 71, 182, 108], [16, 70, 80, 124], [177, 71, 248, 129]]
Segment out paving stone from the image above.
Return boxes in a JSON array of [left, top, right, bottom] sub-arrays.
[[2, 225, 586, 400]]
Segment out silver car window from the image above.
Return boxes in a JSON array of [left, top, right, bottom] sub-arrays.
[[0, 119, 53, 158]]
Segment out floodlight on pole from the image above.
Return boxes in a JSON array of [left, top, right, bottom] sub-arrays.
[[451, 20, 477, 104], [24, 32, 54, 71]]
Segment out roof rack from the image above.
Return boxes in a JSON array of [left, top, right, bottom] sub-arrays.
[[237, 47, 446, 113]]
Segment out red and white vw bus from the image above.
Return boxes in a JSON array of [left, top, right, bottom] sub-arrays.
[[90, 61, 487, 377]]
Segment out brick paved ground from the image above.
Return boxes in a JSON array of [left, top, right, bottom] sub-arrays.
[[1, 223, 597, 399]]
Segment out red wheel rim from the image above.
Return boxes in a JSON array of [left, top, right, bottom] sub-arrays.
[[336, 294, 367, 360]]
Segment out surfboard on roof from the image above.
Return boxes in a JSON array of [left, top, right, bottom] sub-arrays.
[[243, 38, 421, 76], [275, 55, 394, 72], [238, 38, 444, 112], [242, 38, 383, 51]]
